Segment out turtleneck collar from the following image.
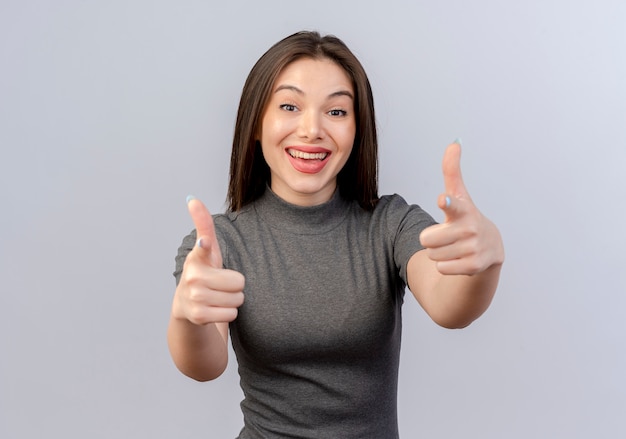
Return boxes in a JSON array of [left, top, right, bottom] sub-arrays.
[[253, 186, 352, 235]]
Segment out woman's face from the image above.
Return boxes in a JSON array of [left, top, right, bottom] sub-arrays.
[[258, 57, 356, 206]]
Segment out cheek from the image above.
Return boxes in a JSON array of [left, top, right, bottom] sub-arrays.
[[262, 118, 290, 146], [339, 122, 357, 148]]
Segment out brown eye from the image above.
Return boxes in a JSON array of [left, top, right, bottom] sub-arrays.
[[328, 109, 347, 117]]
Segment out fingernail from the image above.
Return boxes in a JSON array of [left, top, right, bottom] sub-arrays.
[[186, 194, 196, 204], [445, 196, 451, 208], [196, 237, 204, 249], [453, 137, 462, 146]]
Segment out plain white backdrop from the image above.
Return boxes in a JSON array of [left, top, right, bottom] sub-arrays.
[[1, 1, 625, 437]]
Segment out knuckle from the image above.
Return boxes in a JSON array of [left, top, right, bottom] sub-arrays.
[[187, 287, 204, 302], [461, 223, 479, 239], [467, 261, 482, 274], [235, 273, 246, 290], [224, 308, 239, 322], [466, 254, 487, 274], [181, 263, 201, 285], [188, 306, 208, 325], [235, 292, 245, 306]]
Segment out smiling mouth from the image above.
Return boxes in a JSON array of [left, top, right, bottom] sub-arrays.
[[287, 148, 329, 161]]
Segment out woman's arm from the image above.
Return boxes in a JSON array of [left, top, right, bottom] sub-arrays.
[[167, 198, 245, 381], [168, 318, 230, 381], [407, 251, 502, 329], [407, 142, 504, 328]]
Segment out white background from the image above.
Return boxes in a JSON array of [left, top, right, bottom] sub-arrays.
[[1, 1, 625, 438]]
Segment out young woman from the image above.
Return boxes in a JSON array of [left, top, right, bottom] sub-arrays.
[[168, 31, 504, 438]]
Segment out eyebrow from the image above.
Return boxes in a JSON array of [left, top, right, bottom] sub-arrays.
[[274, 84, 354, 100]]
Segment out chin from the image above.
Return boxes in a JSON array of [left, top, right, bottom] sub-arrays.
[[292, 179, 333, 194]]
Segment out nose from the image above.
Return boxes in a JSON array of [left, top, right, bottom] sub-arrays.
[[297, 110, 324, 141]]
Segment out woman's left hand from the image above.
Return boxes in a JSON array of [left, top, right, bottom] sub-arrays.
[[419, 141, 505, 276]]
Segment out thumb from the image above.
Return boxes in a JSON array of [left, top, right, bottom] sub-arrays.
[[186, 195, 223, 268]]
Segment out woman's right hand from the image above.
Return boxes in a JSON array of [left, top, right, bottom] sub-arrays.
[[172, 197, 245, 325]]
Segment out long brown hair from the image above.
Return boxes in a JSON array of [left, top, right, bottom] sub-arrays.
[[227, 31, 379, 211]]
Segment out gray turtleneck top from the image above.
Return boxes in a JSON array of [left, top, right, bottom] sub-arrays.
[[174, 189, 436, 438]]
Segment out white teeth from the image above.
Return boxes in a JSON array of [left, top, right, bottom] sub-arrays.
[[288, 149, 328, 160]]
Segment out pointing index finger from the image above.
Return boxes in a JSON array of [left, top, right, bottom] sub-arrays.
[[442, 140, 467, 198], [186, 195, 222, 268]]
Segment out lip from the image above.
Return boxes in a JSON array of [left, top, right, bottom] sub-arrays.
[[285, 146, 331, 174]]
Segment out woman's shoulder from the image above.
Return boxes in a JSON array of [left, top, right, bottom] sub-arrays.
[[376, 193, 410, 208], [213, 203, 255, 228], [370, 193, 436, 228], [372, 193, 420, 216]]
